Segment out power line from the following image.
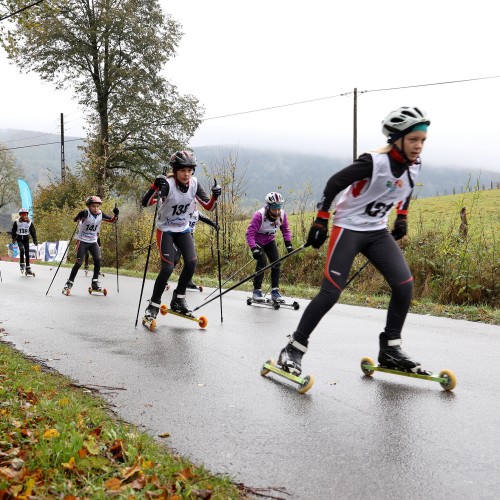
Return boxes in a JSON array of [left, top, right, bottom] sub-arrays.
[[202, 75, 500, 121], [0, 0, 44, 22], [2, 137, 85, 151]]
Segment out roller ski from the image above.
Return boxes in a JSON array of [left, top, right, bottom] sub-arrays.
[[360, 338, 456, 391], [260, 336, 314, 394], [247, 289, 299, 310], [142, 301, 160, 331], [88, 279, 107, 296], [186, 280, 203, 292], [159, 291, 208, 329], [20, 263, 26, 275], [24, 266, 35, 277], [62, 280, 73, 296]]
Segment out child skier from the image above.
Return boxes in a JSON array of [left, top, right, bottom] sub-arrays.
[[11, 208, 38, 276], [173, 200, 219, 291], [277, 106, 430, 376], [246, 192, 293, 303], [141, 150, 221, 323], [63, 196, 119, 294]]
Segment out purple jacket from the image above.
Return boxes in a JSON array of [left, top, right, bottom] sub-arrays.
[[246, 207, 292, 249]]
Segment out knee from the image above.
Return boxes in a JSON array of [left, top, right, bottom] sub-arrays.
[[160, 261, 175, 275], [391, 278, 414, 298]]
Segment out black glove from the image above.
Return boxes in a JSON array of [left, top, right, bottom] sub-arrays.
[[34, 241, 38, 246], [113, 207, 119, 216], [391, 215, 407, 241], [153, 174, 167, 190], [211, 221, 220, 231], [251, 246, 263, 260], [285, 241, 293, 253], [211, 179, 222, 199], [306, 217, 329, 249]]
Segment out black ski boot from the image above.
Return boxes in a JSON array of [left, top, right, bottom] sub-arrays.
[[278, 335, 308, 376], [170, 290, 191, 315], [186, 281, 199, 290], [91, 279, 103, 291], [25, 266, 35, 277], [378, 337, 422, 373], [20, 263, 26, 274], [144, 301, 160, 321], [63, 280, 73, 295]]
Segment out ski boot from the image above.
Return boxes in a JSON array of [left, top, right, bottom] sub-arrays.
[[20, 263, 26, 275], [25, 266, 35, 277], [142, 301, 160, 331], [88, 279, 107, 296], [170, 290, 191, 315], [278, 335, 308, 376], [378, 338, 421, 373], [62, 280, 73, 296], [186, 280, 202, 292], [271, 288, 285, 303], [260, 335, 314, 393], [252, 289, 265, 302]]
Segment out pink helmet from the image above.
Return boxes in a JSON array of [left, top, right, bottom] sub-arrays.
[[85, 196, 102, 206]]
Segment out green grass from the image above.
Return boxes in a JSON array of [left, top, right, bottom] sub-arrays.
[[0, 341, 246, 499]]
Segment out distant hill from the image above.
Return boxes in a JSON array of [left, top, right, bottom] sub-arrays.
[[0, 128, 83, 187], [2, 129, 499, 209]]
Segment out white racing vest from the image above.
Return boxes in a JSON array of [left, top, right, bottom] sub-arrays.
[[16, 220, 31, 236], [189, 209, 200, 232], [256, 207, 284, 235], [156, 177, 198, 232], [333, 152, 420, 231], [76, 211, 103, 243]]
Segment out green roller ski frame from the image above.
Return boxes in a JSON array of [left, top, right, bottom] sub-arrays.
[[360, 356, 457, 391], [260, 358, 314, 394]]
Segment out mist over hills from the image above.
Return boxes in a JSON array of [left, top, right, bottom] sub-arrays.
[[2, 129, 499, 210]]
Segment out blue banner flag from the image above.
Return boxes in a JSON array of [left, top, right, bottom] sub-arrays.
[[17, 179, 33, 220]]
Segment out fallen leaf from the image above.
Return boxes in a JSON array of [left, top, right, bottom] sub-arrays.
[[158, 432, 170, 438], [62, 456, 76, 470], [105, 477, 122, 490], [42, 429, 60, 439]]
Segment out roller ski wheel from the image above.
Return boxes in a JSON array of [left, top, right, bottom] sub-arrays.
[[260, 358, 314, 394], [25, 270, 35, 277], [62, 288, 71, 296], [360, 356, 457, 391], [88, 286, 108, 296], [142, 316, 157, 332], [160, 304, 208, 329]]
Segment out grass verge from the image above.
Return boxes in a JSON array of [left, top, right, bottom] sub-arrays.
[[0, 339, 246, 499]]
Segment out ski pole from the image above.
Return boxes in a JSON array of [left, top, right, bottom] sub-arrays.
[[213, 178, 223, 323], [134, 167, 166, 327], [203, 257, 254, 301], [345, 260, 370, 288], [192, 243, 308, 313], [114, 201, 119, 293], [45, 224, 78, 295]]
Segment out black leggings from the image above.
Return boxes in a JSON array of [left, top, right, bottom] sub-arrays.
[[293, 226, 413, 345], [253, 240, 281, 290], [16, 237, 31, 266], [151, 230, 196, 303], [69, 241, 101, 281]]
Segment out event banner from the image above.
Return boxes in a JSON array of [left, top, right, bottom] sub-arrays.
[[7, 241, 68, 263]]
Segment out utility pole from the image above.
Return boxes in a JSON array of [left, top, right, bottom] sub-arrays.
[[353, 87, 358, 162], [60, 112, 66, 182]]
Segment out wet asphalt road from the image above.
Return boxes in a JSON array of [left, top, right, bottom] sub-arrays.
[[1, 261, 500, 499]]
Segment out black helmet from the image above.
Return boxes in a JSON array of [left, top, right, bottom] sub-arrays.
[[169, 150, 197, 172], [85, 195, 102, 206]]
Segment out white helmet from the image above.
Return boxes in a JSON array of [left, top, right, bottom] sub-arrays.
[[382, 107, 430, 139], [265, 192, 284, 208]]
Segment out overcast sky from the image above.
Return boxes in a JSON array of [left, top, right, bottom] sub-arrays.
[[1, 0, 500, 173]]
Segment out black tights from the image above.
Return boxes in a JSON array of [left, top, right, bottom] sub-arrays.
[[293, 227, 413, 346]]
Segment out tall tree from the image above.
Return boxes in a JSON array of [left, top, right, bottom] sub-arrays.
[[0, 144, 23, 210], [0, 0, 203, 196]]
